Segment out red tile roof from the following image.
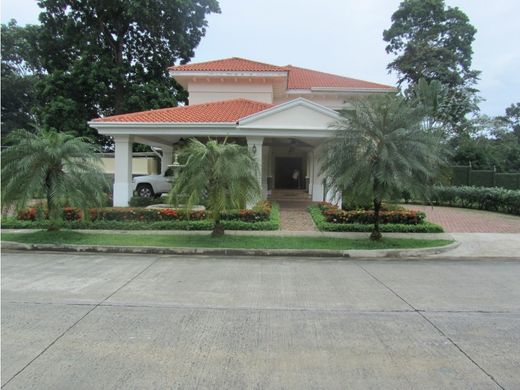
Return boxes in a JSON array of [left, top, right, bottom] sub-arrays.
[[169, 57, 284, 72], [169, 57, 395, 90], [92, 99, 273, 123], [284, 65, 394, 90]]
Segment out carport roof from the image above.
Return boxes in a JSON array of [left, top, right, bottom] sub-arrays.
[[92, 98, 273, 123]]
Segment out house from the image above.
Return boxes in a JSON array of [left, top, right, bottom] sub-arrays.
[[89, 57, 396, 206]]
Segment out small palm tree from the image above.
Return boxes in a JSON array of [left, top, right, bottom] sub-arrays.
[[169, 138, 261, 237], [321, 94, 447, 240], [1, 128, 108, 230]]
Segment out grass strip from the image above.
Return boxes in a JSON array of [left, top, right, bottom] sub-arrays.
[[1, 231, 452, 250]]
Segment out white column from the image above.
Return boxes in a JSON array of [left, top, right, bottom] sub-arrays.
[[113, 135, 133, 206], [262, 145, 270, 198], [247, 136, 264, 207], [161, 147, 173, 174], [311, 147, 324, 202]]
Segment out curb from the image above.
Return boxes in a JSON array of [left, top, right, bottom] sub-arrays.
[[1, 240, 460, 259]]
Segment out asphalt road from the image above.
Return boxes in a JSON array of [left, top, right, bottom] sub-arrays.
[[2, 252, 519, 389]]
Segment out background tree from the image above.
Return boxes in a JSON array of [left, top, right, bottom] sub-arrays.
[[499, 102, 520, 142], [383, 0, 480, 133], [1, 129, 108, 230], [321, 94, 447, 240], [169, 138, 260, 237], [451, 110, 520, 172], [1, 0, 220, 148], [1, 20, 41, 140]]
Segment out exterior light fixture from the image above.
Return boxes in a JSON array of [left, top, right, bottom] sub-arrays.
[[252, 145, 257, 155]]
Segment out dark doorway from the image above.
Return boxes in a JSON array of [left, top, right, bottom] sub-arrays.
[[275, 157, 303, 189]]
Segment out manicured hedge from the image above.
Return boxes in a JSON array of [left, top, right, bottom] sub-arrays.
[[128, 196, 166, 207], [309, 205, 443, 233], [6, 203, 280, 231], [317, 202, 425, 225], [431, 185, 520, 215]]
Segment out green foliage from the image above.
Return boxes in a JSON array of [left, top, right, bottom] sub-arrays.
[[450, 112, 520, 172], [1, 230, 453, 251], [128, 196, 166, 207], [169, 138, 261, 236], [5, 203, 281, 231], [317, 202, 425, 225], [383, 0, 480, 132], [308, 206, 443, 233], [1, 1, 220, 146], [322, 94, 447, 239], [1, 129, 108, 230], [431, 186, 520, 215], [0, 20, 41, 139]]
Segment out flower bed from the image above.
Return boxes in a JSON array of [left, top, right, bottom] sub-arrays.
[[9, 202, 280, 231], [317, 202, 425, 225], [309, 203, 442, 233]]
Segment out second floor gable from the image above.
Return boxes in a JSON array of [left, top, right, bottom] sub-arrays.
[[169, 57, 396, 110]]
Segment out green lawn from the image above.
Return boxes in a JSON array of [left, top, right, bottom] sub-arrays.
[[1, 231, 452, 250]]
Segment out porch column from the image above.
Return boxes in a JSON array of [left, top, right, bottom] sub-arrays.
[[247, 136, 264, 206], [113, 135, 133, 206], [311, 147, 324, 202], [161, 146, 173, 174], [262, 145, 270, 198]]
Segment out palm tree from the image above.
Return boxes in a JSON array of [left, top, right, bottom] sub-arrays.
[[1, 128, 108, 230], [169, 138, 261, 237], [321, 94, 447, 240]]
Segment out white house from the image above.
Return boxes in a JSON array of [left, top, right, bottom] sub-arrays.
[[88, 57, 396, 206]]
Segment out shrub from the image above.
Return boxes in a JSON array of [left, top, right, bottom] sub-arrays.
[[220, 201, 272, 222], [308, 205, 443, 233], [431, 186, 520, 215], [5, 203, 281, 231], [128, 196, 165, 207], [316, 202, 421, 224]]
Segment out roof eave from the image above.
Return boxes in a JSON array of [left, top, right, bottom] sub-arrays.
[[169, 70, 288, 78], [88, 121, 236, 129]]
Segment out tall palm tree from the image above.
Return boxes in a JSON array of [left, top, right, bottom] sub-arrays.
[[1, 128, 108, 230], [321, 94, 447, 240], [169, 138, 261, 237]]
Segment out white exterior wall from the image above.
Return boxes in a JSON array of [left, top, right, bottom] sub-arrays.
[[101, 156, 157, 175], [188, 82, 273, 105]]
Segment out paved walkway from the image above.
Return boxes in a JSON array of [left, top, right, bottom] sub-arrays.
[[406, 204, 520, 233], [279, 204, 317, 231]]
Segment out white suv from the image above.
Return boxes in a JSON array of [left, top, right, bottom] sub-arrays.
[[132, 168, 174, 197]]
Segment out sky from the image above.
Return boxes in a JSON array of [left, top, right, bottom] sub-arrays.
[[2, 0, 519, 117]]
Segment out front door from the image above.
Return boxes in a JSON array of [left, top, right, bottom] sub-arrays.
[[275, 157, 303, 189]]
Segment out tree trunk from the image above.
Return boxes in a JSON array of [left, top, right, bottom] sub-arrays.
[[46, 182, 60, 232], [211, 221, 225, 237], [370, 199, 382, 241]]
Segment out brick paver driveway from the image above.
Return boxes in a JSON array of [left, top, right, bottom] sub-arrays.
[[406, 204, 520, 233]]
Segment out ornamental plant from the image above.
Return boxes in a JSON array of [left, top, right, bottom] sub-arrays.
[[169, 138, 261, 237], [2, 128, 108, 230], [321, 94, 447, 240]]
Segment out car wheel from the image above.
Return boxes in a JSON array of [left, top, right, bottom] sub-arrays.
[[136, 184, 154, 198]]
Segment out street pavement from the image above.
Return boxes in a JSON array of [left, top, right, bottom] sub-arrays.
[[2, 252, 519, 389]]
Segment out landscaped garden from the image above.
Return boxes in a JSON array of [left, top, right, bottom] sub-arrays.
[[309, 202, 444, 233], [2, 200, 280, 231]]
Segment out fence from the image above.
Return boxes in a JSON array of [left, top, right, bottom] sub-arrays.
[[451, 164, 520, 190]]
